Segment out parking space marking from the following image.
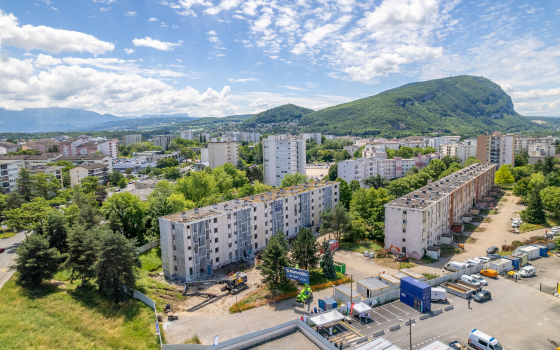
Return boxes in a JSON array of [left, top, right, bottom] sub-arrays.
[[380, 305, 399, 317], [371, 309, 390, 321], [388, 303, 410, 315]]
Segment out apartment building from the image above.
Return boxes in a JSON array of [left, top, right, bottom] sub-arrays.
[[343, 145, 359, 155], [158, 180, 340, 281], [22, 139, 58, 153], [476, 132, 514, 167], [69, 163, 110, 187], [180, 130, 194, 140], [223, 132, 261, 143], [325, 135, 336, 141], [96, 139, 119, 158], [384, 163, 496, 260], [338, 158, 384, 184], [515, 137, 555, 152], [362, 144, 386, 158], [0, 159, 21, 193], [401, 136, 428, 147], [23, 153, 63, 167], [27, 165, 64, 187], [199, 141, 239, 169], [122, 134, 142, 146], [59, 138, 83, 156], [59, 154, 113, 173], [153, 135, 175, 151], [428, 136, 460, 149], [263, 135, 306, 187], [528, 143, 556, 164], [440, 144, 477, 162], [300, 133, 322, 145], [0, 142, 20, 154], [383, 153, 441, 180]]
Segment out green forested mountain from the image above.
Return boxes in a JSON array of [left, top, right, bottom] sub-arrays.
[[245, 104, 314, 124], [299, 76, 545, 137]]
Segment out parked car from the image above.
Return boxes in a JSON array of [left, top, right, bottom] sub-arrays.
[[476, 257, 491, 263], [473, 290, 492, 302], [543, 234, 554, 240], [486, 246, 499, 254], [480, 269, 498, 278], [519, 266, 536, 277], [0, 248, 5, 253], [486, 254, 501, 260], [471, 274, 488, 286], [461, 275, 482, 288], [511, 222, 519, 228], [464, 259, 481, 267]]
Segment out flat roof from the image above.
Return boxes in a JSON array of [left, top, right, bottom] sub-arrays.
[[245, 330, 320, 350], [162, 180, 338, 223], [399, 269, 424, 280], [392, 272, 409, 280], [334, 285, 359, 297], [357, 277, 390, 291], [354, 337, 402, 350], [379, 274, 400, 285]]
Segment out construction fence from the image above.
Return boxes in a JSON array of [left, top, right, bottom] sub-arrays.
[[132, 290, 163, 349], [139, 239, 161, 254]]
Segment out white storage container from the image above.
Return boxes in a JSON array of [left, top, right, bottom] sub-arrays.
[[334, 285, 362, 304], [357, 277, 391, 299], [520, 246, 540, 260], [488, 258, 513, 274]]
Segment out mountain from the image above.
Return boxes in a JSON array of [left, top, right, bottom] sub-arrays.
[[136, 113, 192, 119], [245, 104, 314, 124], [0, 107, 122, 133], [299, 75, 545, 137], [85, 116, 195, 131]]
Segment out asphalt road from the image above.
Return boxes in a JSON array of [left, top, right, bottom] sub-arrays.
[[0, 231, 26, 290]]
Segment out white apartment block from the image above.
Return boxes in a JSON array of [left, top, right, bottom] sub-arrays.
[[476, 132, 514, 167], [528, 143, 556, 164], [154, 135, 175, 151], [158, 180, 339, 281], [325, 135, 336, 141], [0, 159, 21, 193], [338, 158, 385, 185], [0, 142, 20, 154], [204, 141, 239, 169], [384, 163, 496, 260], [362, 144, 386, 158], [97, 139, 119, 159], [428, 136, 460, 149], [122, 134, 142, 146], [440, 144, 477, 163], [224, 132, 261, 143], [263, 135, 306, 187], [69, 163, 110, 187], [181, 130, 195, 140], [515, 137, 556, 152], [300, 133, 322, 145], [343, 145, 359, 155], [383, 153, 441, 180]]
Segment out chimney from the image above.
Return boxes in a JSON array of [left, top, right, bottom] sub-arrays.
[[194, 207, 199, 214], [244, 200, 248, 206], [182, 211, 186, 218], [213, 203, 218, 209], [224, 204, 229, 211], [261, 196, 265, 201], [250, 195, 254, 200]]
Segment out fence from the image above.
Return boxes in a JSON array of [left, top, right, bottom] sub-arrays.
[[540, 283, 559, 295], [139, 239, 161, 254], [132, 290, 163, 349]]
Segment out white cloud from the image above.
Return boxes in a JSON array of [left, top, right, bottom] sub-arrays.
[[93, 0, 115, 3], [132, 37, 183, 50], [35, 54, 62, 68], [229, 78, 258, 82], [124, 48, 135, 54], [278, 85, 307, 91], [204, 0, 242, 15], [100, 7, 112, 11], [161, 22, 168, 27], [511, 88, 560, 102], [291, 15, 352, 54], [172, 24, 180, 28], [148, 17, 158, 21], [0, 10, 114, 55], [254, 62, 263, 65], [249, 98, 269, 108], [364, 0, 439, 30], [207, 30, 217, 35], [177, 58, 182, 62], [306, 82, 319, 88], [125, 11, 137, 16]]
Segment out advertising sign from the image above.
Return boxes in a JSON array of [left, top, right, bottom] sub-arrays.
[[284, 267, 310, 284]]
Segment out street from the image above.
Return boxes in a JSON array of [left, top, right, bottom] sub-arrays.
[[0, 231, 26, 290]]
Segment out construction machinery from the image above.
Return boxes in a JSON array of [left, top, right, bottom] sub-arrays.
[[388, 245, 409, 262], [183, 272, 249, 297], [296, 284, 313, 303]]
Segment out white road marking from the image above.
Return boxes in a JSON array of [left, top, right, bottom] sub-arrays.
[[372, 309, 390, 321], [380, 306, 399, 317]]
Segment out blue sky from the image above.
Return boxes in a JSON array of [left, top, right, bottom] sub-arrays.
[[0, 0, 559, 117]]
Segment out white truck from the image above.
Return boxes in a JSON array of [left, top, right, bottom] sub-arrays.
[[467, 329, 504, 350], [431, 287, 447, 303]]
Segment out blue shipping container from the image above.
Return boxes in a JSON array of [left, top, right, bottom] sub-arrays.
[[538, 246, 548, 257], [319, 299, 336, 311], [505, 256, 520, 270], [400, 277, 431, 312]]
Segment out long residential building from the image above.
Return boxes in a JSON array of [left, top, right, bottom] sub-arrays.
[[263, 135, 306, 187], [515, 136, 555, 152], [180, 130, 195, 140], [69, 163, 110, 187], [384, 163, 496, 260], [0, 142, 20, 154], [440, 144, 477, 162], [159, 180, 340, 281], [476, 132, 514, 167]]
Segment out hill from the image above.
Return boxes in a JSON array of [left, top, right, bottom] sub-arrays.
[[245, 104, 314, 124], [85, 116, 195, 131], [299, 76, 545, 137]]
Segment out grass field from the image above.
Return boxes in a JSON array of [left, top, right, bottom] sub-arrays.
[[339, 241, 383, 254], [519, 215, 560, 233], [0, 229, 17, 239]]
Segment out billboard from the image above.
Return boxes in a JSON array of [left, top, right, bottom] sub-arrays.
[[284, 267, 310, 284]]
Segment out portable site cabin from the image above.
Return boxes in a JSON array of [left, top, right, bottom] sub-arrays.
[[400, 277, 431, 312], [418, 340, 452, 350], [318, 298, 337, 311], [489, 258, 513, 274], [379, 273, 401, 291], [505, 255, 520, 270], [399, 268, 427, 281], [392, 272, 409, 281], [334, 285, 361, 304], [537, 245, 548, 257], [520, 246, 540, 260], [440, 233, 453, 245], [512, 252, 528, 267], [356, 277, 391, 299], [354, 337, 403, 350]]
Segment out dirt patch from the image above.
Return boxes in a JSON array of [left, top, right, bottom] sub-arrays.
[[374, 258, 415, 269], [50, 280, 67, 289]]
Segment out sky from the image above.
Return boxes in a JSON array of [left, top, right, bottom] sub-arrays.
[[0, 0, 560, 118]]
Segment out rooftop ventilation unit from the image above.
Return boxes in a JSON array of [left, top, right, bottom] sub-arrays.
[[213, 203, 218, 209], [194, 207, 199, 214], [182, 211, 186, 218]]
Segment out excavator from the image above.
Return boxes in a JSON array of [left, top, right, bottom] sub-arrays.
[[388, 245, 409, 262], [296, 284, 312, 303], [183, 272, 249, 297]]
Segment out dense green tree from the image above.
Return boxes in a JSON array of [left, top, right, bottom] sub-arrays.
[[397, 146, 413, 159], [545, 171, 560, 187], [15, 234, 62, 287], [79, 176, 101, 194], [32, 173, 60, 200], [334, 150, 351, 163], [6, 198, 52, 234], [108, 170, 124, 186], [320, 240, 336, 279], [328, 164, 338, 181], [64, 225, 100, 284], [424, 159, 447, 180], [175, 171, 215, 204], [95, 231, 141, 303], [280, 172, 307, 187], [349, 187, 389, 241], [362, 174, 389, 189], [290, 228, 320, 270], [260, 231, 290, 288], [156, 158, 179, 168], [125, 168, 133, 175], [513, 177, 530, 198], [349, 180, 361, 193], [495, 164, 515, 187], [76, 202, 101, 230], [118, 178, 128, 189], [16, 168, 34, 202], [101, 192, 146, 240], [108, 211, 122, 233], [319, 203, 351, 241], [520, 186, 546, 224], [335, 178, 352, 209], [247, 164, 264, 183], [463, 156, 480, 167], [164, 167, 182, 180], [540, 186, 560, 218], [6, 191, 23, 210], [43, 210, 69, 253], [514, 153, 527, 167]]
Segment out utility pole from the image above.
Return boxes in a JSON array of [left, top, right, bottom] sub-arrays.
[[409, 318, 412, 350], [350, 275, 353, 315]]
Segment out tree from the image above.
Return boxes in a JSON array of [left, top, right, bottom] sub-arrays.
[[463, 156, 480, 167], [335, 178, 352, 209], [156, 158, 179, 168], [95, 231, 141, 303], [16, 168, 34, 202], [6, 198, 52, 234], [334, 150, 351, 163], [260, 231, 290, 288], [520, 186, 546, 224], [64, 225, 100, 285], [118, 178, 127, 189], [108, 211, 122, 233], [540, 186, 560, 218], [349, 180, 361, 193], [514, 153, 527, 167], [6, 191, 23, 210], [424, 159, 447, 180], [290, 228, 320, 270], [15, 234, 61, 287], [362, 174, 389, 189], [320, 240, 336, 279], [175, 171, 215, 204], [164, 167, 182, 180], [319, 204, 351, 241], [47, 144, 59, 153], [108, 170, 124, 186], [167, 193, 195, 213], [125, 168, 133, 175], [79, 176, 101, 194], [43, 210, 69, 253], [76, 202, 101, 230], [32, 173, 60, 200], [280, 172, 307, 187], [495, 164, 515, 187], [328, 163, 338, 181], [100, 192, 146, 240]]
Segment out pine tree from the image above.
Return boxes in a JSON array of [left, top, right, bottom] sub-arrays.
[[16, 168, 34, 202], [521, 186, 547, 224], [319, 203, 351, 241], [95, 230, 141, 303], [108, 211, 122, 233], [260, 231, 290, 287], [15, 234, 62, 287], [43, 210, 69, 253], [76, 203, 101, 230], [328, 163, 338, 181], [64, 225, 99, 285], [291, 228, 320, 270], [320, 240, 337, 279]]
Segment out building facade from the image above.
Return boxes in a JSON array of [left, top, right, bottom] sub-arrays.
[[263, 135, 306, 187], [69, 163, 110, 187], [515, 137, 555, 152], [123, 134, 142, 146], [0, 142, 20, 154], [97, 139, 119, 158], [476, 132, 514, 167], [180, 130, 194, 140], [59, 154, 113, 173], [383, 153, 441, 180], [440, 144, 477, 162], [153, 135, 175, 151], [159, 180, 339, 281], [0, 159, 21, 193], [337, 157, 385, 185], [27, 166, 64, 187], [201, 141, 239, 169], [300, 133, 322, 145], [384, 163, 496, 260]]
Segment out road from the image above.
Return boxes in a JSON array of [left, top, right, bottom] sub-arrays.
[[0, 231, 26, 289]]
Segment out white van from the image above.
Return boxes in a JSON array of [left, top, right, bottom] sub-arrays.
[[465, 259, 481, 266], [444, 261, 467, 271], [519, 266, 536, 277], [468, 329, 504, 350], [461, 275, 482, 289], [431, 287, 447, 303]]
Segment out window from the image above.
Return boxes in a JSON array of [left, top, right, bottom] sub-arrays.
[[254, 225, 257, 230], [228, 224, 231, 228], [402, 238, 406, 242], [214, 228, 218, 233], [213, 218, 217, 223], [175, 266, 177, 271], [188, 246, 191, 250], [229, 243, 232, 248], [265, 229, 268, 234], [173, 255, 176, 260], [286, 223, 289, 226], [285, 214, 288, 219], [216, 257, 219, 263], [189, 257, 192, 260], [215, 247, 219, 252], [173, 245, 176, 251], [172, 224, 175, 229], [253, 207, 257, 212], [254, 216, 257, 220], [265, 221, 268, 226], [265, 213, 268, 217], [229, 252, 232, 259], [478, 340, 488, 347]]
